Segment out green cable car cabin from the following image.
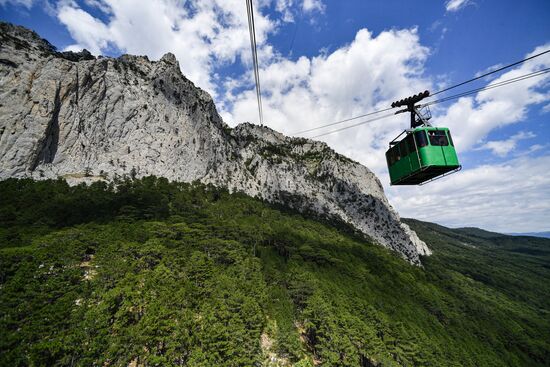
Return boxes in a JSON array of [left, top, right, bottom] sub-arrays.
[[386, 90, 461, 185], [386, 127, 461, 185]]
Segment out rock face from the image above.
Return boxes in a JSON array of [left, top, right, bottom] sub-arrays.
[[0, 22, 431, 264]]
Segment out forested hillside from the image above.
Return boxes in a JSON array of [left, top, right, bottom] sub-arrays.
[[1, 177, 549, 366]]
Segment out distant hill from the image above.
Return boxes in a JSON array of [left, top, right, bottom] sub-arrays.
[[404, 217, 550, 288], [453, 225, 550, 240], [506, 231, 550, 239], [451, 226, 505, 238]]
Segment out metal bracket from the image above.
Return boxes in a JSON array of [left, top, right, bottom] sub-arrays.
[[391, 91, 431, 129], [394, 108, 409, 115], [413, 106, 432, 127]]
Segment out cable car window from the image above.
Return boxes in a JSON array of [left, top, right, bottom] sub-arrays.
[[428, 130, 449, 146], [447, 130, 455, 146], [386, 150, 393, 166], [395, 146, 402, 163], [393, 146, 401, 163], [406, 134, 416, 153], [399, 139, 408, 157], [414, 130, 428, 148], [387, 146, 399, 166]]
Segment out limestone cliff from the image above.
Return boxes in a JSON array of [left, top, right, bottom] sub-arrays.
[[0, 22, 430, 264]]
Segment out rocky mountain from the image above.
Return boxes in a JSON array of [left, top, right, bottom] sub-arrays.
[[0, 22, 429, 264]]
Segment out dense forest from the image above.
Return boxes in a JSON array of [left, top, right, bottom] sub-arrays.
[[1, 177, 549, 366]]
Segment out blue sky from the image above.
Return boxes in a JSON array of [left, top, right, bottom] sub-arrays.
[[2, 0, 550, 232]]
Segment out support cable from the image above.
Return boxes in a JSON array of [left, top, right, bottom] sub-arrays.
[[430, 49, 550, 96], [292, 49, 550, 136], [308, 68, 550, 139], [308, 112, 397, 138], [246, 0, 264, 126], [422, 67, 550, 107], [287, 9, 302, 56], [292, 107, 395, 135]]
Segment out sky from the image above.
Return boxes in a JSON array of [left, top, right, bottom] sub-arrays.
[[1, 0, 550, 233]]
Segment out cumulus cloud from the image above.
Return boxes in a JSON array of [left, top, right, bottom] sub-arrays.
[[0, 0, 33, 8], [436, 45, 550, 153], [474, 63, 504, 78], [388, 155, 550, 232], [58, 4, 112, 54], [55, 0, 276, 96], [477, 131, 536, 157], [275, 0, 296, 22], [83, 0, 110, 13], [445, 0, 472, 12], [302, 0, 324, 13]]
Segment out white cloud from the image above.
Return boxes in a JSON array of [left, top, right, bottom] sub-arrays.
[[473, 63, 504, 78], [436, 45, 550, 153], [302, 0, 324, 13], [477, 131, 535, 157], [388, 155, 550, 233], [0, 0, 33, 8], [83, 0, 110, 13], [445, 0, 472, 12], [275, 0, 295, 22], [521, 144, 546, 156], [55, 0, 276, 96], [58, 4, 112, 54]]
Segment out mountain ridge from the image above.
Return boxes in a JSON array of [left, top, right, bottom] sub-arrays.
[[506, 231, 550, 239], [0, 21, 429, 264]]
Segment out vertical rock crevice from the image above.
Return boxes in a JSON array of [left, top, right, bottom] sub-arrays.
[[31, 82, 61, 170]]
